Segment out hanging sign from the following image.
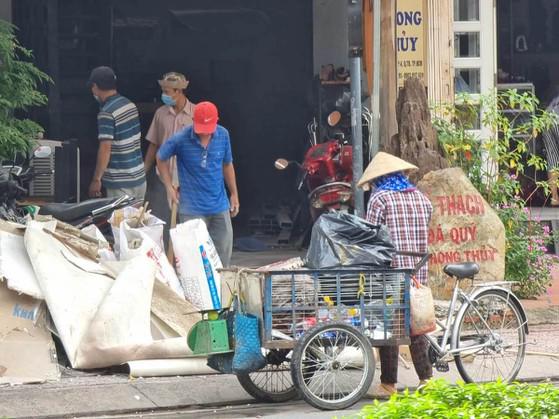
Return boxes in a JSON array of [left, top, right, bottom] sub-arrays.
[[396, 0, 427, 88]]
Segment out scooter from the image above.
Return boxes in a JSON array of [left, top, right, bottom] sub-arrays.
[[0, 146, 138, 235]]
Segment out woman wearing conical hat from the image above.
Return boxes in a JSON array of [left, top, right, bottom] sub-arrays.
[[357, 152, 433, 398]]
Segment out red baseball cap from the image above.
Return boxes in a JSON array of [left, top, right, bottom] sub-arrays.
[[193, 101, 219, 134]]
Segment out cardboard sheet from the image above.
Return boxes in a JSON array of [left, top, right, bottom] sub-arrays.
[[0, 282, 60, 384]]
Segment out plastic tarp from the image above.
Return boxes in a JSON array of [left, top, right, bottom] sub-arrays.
[[305, 212, 395, 269], [24, 222, 192, 369]]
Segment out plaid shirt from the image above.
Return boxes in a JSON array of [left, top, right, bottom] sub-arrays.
[[366, 189, 433, 284]]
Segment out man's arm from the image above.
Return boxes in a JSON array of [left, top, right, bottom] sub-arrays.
[[145, 111, 161, 173], [89, 142, 111, 197], [223, 162, 239, 217], [144, 142, 159, 173], [156, 134, 179, 206], [90, 111, 114, 197]]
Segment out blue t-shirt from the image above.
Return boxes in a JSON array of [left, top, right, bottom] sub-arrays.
[[157, 125, 233, 216]]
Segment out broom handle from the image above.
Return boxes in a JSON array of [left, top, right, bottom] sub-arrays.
[[167, 201, 178, 263]]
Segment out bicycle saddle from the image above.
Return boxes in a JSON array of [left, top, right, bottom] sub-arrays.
[[443, 262, 480, 279]]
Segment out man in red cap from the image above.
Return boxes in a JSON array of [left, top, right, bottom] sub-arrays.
[[156, 101, 239, 266]]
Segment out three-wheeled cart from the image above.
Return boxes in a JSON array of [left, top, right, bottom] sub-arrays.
[[222, 263, 414, 411]]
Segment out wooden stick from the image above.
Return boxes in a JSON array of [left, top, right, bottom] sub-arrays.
[[134, 201, 149, 228], [56, 220, 99, 245], [45, 229, 99, 261], [167, 201, 178, 264]]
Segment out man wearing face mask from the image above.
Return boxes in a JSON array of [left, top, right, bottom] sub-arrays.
[[145, 72, 195, 245], [87, 66, 146, 200]]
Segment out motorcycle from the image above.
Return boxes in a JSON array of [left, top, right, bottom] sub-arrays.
[[0, 146, 138, 238], [275, 137, 354, 221]]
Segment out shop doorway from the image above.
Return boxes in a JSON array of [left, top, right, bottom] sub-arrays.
[[496, 0, 559, 206], [13, 0, 314, 233]]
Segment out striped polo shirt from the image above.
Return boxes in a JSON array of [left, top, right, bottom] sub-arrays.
[[97, 94, 145, 189], [157, 125, 233, 216]]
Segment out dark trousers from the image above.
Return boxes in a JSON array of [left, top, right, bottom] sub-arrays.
[[145, 168, 172, 249], [379, 334, 433, 384]]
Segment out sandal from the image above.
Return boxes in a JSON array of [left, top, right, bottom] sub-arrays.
[[366, 383, 397, 399]]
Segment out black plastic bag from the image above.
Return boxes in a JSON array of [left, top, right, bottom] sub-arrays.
[[305, 212, 395, 269]]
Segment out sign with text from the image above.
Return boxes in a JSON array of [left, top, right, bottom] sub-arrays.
[[417, 168, 506, 298], [396, 0, 427, 88]]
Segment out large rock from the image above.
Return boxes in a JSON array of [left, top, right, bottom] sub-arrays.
[[417, 168, 506, 298], [391, 77, 448, 182]]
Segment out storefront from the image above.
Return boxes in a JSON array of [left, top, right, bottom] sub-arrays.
[[450, 0, 558, 206], [7, 0, 552, 229], [8, 1, 318, 232]]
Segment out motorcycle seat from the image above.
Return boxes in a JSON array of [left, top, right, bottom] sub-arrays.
[[38, 197, 118, 222]]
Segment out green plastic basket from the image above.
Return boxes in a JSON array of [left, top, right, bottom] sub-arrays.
[[187, 319, 230, 355]]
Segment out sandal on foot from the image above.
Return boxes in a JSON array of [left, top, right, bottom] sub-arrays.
[[366, 383, 397, 399]]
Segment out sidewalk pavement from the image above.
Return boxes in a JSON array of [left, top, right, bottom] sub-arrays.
[[2, 328, 558, 419], [2, 257, 559, 418]]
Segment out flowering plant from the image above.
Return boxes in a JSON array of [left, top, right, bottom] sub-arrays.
[[498, 200, 555, 298], [432, 90, 557, 298]]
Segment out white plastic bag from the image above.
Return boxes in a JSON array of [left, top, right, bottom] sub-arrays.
[[410, 277, 436, 336], [119, 222, 185, 300], [110, 207, 165, 258], [170, 220, 222, 311]]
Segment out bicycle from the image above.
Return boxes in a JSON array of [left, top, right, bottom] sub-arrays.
[[233, 256, 529, 410], [425, 261, 528, 383]]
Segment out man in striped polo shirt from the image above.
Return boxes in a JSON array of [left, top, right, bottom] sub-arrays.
[[87, 66, 146, 200], [156, 101, 239, 267]]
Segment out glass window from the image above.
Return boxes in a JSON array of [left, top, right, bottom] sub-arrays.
[[454, 0, 479, 22], [455, 68, 481, 94], [455, 32, 480, 58]]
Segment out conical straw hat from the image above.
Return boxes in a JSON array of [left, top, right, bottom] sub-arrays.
[[357, 152, 418, 191]]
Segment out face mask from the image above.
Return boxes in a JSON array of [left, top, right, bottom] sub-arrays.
[[161, 94, 176, 106]]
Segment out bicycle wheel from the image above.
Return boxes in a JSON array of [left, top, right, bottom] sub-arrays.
[[237, 349, 297, 403], [291, 322, 374, 410], [453, 289, 526, 383]]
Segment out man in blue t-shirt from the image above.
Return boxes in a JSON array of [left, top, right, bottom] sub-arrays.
[[156, 101, 239, 266]]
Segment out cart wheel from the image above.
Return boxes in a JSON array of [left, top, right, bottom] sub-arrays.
[[291, 322, 374, 411], [237, 349, 297, 403]]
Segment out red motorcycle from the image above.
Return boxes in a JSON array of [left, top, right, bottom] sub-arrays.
[[275, 139, 353, 220]]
